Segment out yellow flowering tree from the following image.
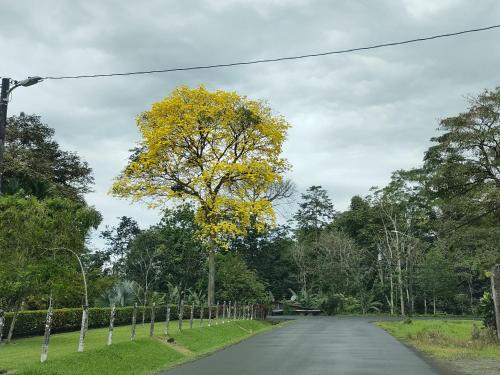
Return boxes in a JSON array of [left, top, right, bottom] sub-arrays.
[[112, 85, 290, 304]]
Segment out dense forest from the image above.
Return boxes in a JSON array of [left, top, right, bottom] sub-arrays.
[[1, 87, 499, 323]]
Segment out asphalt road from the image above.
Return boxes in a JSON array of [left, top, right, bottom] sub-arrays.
[[161, 316, 440, 375]]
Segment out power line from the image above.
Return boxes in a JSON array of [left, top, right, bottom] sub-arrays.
[[41, 23, 500, 81]]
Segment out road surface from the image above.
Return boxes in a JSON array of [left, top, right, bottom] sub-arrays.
[[161, 316, 441, 375]]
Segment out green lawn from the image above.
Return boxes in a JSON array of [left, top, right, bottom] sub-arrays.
[[0, 319, 276, 374], [377, 319, 500, 359]]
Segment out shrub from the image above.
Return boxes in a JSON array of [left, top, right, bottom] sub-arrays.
[[1, 304, 218, 339], [342, 296, 361, 314], [478, 291, 496, 331], [320, 294, 344, 315]]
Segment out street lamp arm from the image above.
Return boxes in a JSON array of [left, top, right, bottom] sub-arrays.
[[49, 247, 88, 307], [7, 76, 43, 95]]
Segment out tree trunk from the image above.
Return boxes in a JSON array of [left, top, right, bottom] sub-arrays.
[[397, 257, 405, 316], [208, 251, 215, 306], [222, 301, 226, 323], [78, 304, 88, 352], [490, 264, 500, 339], [227, 301, 231, 321], [131, 303, 137, 340], [149, 303, 156, 337], [142, 284, 148, 325], [107, 304, 116, 346], [40, 298, 53, 363], [189, 304, 194, 329], [215, 302, 219, 325], [389, 274, 394, 315], [406, 285, 411, 315], [424, 296, 427, 315], [433, 296, 436, 315], [165, 307, 170, 336], [7, 300, 23, 343], [468, 275, 474, 313], [178, 300, 184, 332], [208, 304, 212, 327], [0, 309, 5, 343]]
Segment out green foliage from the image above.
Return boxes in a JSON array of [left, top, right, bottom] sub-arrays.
[[418, 248, 459, 311], [234, 225, 298, 300], [3, 113, 93, 200], [340, 296, 363, 313], [294, 185, 335, 238], [100, 217, 141, 275], [319, 293, 345, 315], [478, 291, 496, 331], [0, 195, 101, 309], [357, 290, 383, 314], [99, 205, 206, 303], [186, 289, 206, 305], [94, 281, 137, 307], [215, 254, 266, 303]]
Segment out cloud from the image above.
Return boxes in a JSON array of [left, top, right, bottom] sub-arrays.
[[3, 0, 500, 248]]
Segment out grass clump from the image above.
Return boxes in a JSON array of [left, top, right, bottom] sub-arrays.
[[377, 319, 500, 359]]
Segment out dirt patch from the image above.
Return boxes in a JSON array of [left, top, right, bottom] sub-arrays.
[[439, 359, 500, 375], [157, 336, 194, 356]]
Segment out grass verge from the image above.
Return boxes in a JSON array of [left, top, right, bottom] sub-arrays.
[[377, 319, 500, 359], [0, 319, 277, 374]]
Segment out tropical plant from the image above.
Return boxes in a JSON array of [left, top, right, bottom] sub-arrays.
[[165, 282, 181, 304], [288, 288, 324, 309], [95, 281, 136, 307], [186, 289, 206, 305]]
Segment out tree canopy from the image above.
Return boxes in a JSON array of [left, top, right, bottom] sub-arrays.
[[3, 113, 93, 200], [112, 85, 290, 304]]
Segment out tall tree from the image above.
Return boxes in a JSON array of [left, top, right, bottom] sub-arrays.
[[100, 216, 141, 275], [112, 86, 290, 304], [291, 185, 335, 291], [2, 113, 93, 200], [412, 88, 500, 313], [424, 88, 500, 195], [154, 205, 205, 292], [293, 185, 335, 238], [371, 173, 427, 316]]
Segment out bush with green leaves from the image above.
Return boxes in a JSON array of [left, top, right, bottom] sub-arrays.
[[288, 288, 324, 309], [479, 291, 496, 331], [319, 294, 345, 315], [215, 254, 267, 303], [1, 304, 213, 339]]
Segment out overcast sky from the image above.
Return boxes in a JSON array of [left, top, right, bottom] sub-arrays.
[[2, 0, 500, 248]]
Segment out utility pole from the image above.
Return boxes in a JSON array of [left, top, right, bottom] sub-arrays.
[[0, 78, 10, 193], [0, 76, 42, 194]]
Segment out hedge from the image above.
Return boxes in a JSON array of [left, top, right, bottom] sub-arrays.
[[1, 304, 221, 339]]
